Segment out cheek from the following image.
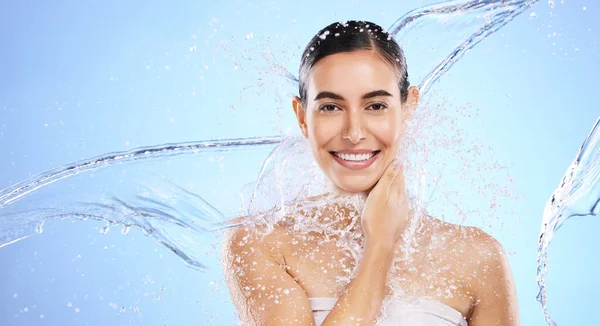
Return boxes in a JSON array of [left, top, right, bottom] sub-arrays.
[[307, 115, 341, 146], [368, 116, 401, 144]]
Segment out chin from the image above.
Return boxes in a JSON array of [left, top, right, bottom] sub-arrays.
[[330, 176, 378, 194]]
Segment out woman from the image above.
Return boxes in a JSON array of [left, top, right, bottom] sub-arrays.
[[222, 20, 519, 325]]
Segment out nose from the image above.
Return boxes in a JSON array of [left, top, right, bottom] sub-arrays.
[[342, 111, 365, 144]]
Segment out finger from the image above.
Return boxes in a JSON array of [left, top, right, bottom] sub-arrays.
[[382, 160, 401, 200], [377, 160, 396, 190], [390, 162, 405, 200], [371, 159, 400, 197], [391, 164, 406, 205]]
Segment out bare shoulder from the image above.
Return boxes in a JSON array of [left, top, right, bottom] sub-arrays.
[[457, 225, 509, 279], [463, 227, 519, 324], [221, 217, 314, 325], [451, 224, 512, 282], [221, 217, 287, 263], [425, 218, 506, 260], [458, 224, 505, 257], [428, 220, 519, 324], [421, 219, 512, 292]]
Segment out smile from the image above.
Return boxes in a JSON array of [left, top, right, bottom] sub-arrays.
[[331, 151, 379, 161], [329, 150, 381, 170]]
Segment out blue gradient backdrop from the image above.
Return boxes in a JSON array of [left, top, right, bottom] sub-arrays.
[[0, 0, 598, 325]]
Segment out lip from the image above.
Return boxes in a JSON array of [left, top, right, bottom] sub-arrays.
[[334, 149, 377, 155], [330, 150, 381, 170]]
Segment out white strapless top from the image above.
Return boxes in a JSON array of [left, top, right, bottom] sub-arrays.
[[310, 297, 468, 326]]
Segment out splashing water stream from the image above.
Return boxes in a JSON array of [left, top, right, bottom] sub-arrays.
[[536, 117, 600, 325], [1, 0, 597, 324]]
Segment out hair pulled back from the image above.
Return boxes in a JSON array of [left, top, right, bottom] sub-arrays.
[[298, 20, 410, 106]]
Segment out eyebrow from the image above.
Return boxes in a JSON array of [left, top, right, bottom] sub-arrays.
[[313, 90, 394, 101]]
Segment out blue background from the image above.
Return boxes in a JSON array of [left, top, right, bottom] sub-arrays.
[[0, 0, 598, 325]]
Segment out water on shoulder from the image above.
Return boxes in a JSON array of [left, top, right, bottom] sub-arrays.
[[266, 204, 489, 319]]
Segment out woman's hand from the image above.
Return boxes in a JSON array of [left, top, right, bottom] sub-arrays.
[[360, 159, 410, 248]]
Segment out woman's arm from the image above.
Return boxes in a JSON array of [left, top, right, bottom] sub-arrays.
[[222, 226, 395, 325], [222, 225, 315, 325], [321, 240, 395, 325], [468, 232, 520, 326], [222, 162, 405, 325]]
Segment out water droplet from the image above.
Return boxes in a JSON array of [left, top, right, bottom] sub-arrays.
[[35, 222, 44, 233], [100, 225, 110, 235], [529, 12, 537, 19], [319, 30, 330, 40], [121, 225, 130, 235]]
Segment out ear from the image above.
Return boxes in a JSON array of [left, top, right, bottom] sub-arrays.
[[292, 96, 309, 139], [406, 86, 420, 111]]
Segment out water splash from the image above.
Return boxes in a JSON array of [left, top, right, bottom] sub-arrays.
[[0, 0, 539, 241], [389, 0, 539, 94], [0, 0, 582, 324], [0, 136, 281, 271], [279, 0, 540, 97], [0, 136, 281, 209], [536, 117, 600, 325]]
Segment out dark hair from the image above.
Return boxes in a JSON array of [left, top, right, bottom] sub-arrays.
[[299, 20, 410, 106]]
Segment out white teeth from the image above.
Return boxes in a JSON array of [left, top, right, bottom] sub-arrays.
[[335, 152, 375, 161]]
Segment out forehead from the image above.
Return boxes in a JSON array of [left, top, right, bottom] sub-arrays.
[[307, 50, 400, 98]]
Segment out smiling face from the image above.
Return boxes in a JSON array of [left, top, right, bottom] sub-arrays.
[[293, 50, 418, 193]]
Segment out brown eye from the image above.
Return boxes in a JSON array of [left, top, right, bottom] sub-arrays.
[[319, 104, 339, 112], [369, 103, 387, 111]]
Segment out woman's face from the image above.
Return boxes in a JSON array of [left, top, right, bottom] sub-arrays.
[[293, 50, 419, 194]]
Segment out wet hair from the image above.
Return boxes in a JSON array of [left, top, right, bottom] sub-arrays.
[[298, 20, 410, 107]]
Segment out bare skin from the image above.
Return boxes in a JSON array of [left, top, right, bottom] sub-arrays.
[[222, 48, 520, 325], [222, 177, 519, 325]]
